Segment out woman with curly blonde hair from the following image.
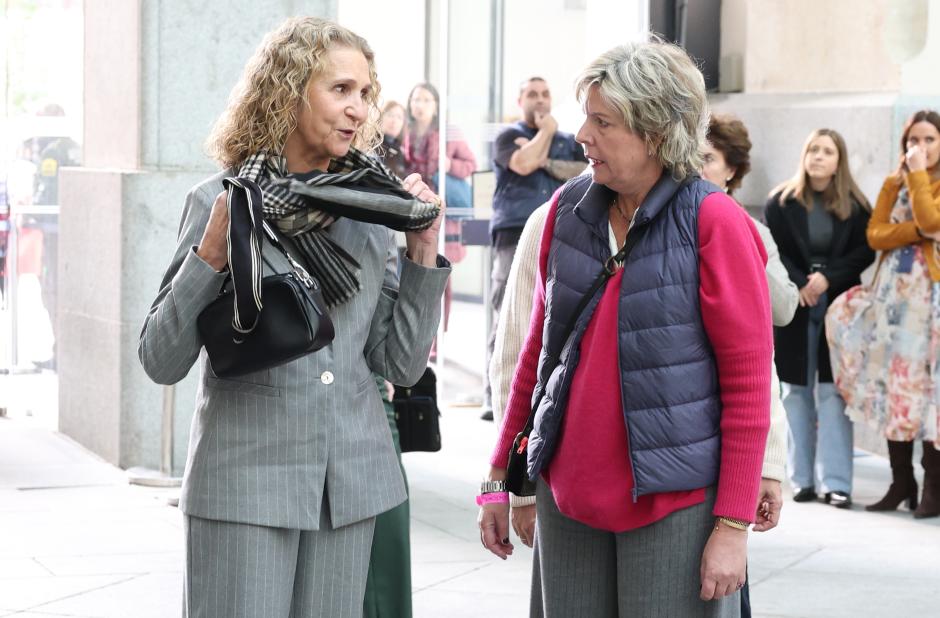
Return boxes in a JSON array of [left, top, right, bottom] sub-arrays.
[[139, 17, 450, 617]]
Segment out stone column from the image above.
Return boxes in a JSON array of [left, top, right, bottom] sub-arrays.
[[58, 0, 336, 472]]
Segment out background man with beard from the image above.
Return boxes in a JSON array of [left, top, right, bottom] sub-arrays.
[[482, 77, 587, 421]]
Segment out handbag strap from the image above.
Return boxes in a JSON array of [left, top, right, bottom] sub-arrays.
[[516, 220, 648, 438], [221, 177, 317, 341]]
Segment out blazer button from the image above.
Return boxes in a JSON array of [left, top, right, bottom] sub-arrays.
[[320, 371, 335, 385]]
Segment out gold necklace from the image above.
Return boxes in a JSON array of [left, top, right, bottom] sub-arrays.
[[611, 197, 632, 223], [610, 197, 632, 227]]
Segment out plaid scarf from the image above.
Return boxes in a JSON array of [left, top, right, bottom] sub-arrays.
[[236, 148, 440, 308]]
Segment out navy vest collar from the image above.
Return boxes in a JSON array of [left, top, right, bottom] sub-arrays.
[[572, 172, 687, 242]]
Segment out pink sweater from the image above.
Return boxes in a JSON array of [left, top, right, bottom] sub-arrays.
[[491, 190, 772, 528]]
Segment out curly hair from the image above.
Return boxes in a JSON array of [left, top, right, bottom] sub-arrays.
[[574, 38, 708, 180], [206, 17, 382, 169], [707, 114, 752, 196]]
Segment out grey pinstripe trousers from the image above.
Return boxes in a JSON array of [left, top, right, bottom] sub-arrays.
[[531, 481, 739, 618], [183, 494, 375, 618]]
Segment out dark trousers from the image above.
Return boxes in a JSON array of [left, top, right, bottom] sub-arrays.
[[363, 378, 412, 618]]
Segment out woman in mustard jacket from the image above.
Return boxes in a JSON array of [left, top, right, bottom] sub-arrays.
[[849, 110, 940, 518]]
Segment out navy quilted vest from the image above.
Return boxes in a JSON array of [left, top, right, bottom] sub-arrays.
[[527, 173, 722, 499]]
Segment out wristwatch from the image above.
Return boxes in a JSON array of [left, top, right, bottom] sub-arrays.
[[480, 480, 507, 494]]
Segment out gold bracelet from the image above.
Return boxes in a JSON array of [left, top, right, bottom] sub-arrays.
[[715, 516, 749, 531]]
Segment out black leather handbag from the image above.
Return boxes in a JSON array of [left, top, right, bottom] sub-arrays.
[[196, 177, 334, 378], [505, 224, 647, 497], [393, 366, 441, 453]]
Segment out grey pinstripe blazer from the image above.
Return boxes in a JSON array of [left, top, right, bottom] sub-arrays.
[[139, 169, 449, 530]]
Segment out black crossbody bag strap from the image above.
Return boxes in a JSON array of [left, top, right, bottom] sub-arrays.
[[515, 224, 646, 439]]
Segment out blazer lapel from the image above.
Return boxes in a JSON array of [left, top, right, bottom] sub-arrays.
[[326, 217, 370, 268]]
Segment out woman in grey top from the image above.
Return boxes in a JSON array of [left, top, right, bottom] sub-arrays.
[[138, 17, 449, 617]]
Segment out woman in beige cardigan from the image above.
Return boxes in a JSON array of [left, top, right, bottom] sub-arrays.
[[490, 113, 794, 617]]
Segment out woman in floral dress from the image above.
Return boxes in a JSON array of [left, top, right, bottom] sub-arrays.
[[828, 110, 940, 518]]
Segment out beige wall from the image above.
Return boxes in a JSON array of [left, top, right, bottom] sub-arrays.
[[722, 0, 904, 94], [899, 0, 940, 94]]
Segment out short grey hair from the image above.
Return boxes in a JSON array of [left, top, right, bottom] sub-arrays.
[[575, 39, 708, 179]]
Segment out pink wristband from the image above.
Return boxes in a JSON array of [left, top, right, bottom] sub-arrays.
[[476, 492, 509, 506]]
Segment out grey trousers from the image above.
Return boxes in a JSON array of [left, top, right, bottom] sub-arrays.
[[532, 481, 739, 618], [183, 498, 375, 618], [484, 238, 520, 411]]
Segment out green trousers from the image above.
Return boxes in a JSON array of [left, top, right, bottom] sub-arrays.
[[363, 377, 412, 618]]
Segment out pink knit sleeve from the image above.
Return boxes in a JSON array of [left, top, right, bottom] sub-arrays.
[[698, 192, 773, 522], [488, 194, 560, 467]]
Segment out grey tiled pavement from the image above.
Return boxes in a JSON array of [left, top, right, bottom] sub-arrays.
[[1, 300, 939, 616]]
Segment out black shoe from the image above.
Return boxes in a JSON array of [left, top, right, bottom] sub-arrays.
[[480, 409, 494, 421], [793, 487, 817, 502], [825, 491, 852, 509]]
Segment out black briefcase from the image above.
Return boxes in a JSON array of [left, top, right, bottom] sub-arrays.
[[393, 367, 441, 453]]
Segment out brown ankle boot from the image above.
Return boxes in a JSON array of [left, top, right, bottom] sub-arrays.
[[866, 440, 918, 512], [914, 441, 940, 519]]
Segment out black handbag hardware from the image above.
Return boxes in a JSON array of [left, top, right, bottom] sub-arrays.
[[196, 177, 335, 378], [505, 178, 696, 496], [393, 366, 442, 453]]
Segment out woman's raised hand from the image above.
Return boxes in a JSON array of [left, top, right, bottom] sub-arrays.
[[401, 173, 444, 267], [196, 191, 230, 272], [906, 145, 928, 173]]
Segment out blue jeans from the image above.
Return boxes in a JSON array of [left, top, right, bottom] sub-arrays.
[[782, 295, 854, 494]]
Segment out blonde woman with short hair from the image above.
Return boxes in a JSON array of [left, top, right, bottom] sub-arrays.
[[478, 40, 772, 617], [139, 17, 449, 616]]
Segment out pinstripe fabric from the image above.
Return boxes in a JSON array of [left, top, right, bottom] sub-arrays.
[[184, 496, 375, 618], [142, 169, 447, 613], [529, 536, 544, 618], [139, 169, 449, 531], [533, 481, 739, 618]]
